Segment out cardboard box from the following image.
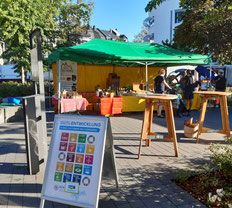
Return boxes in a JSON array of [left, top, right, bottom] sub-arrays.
[[133, 82, 143, 91]]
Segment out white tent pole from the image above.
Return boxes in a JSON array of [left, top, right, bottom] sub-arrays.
[[209, 62, 212, 89], [58, 60, 61, 114], [145, 62, 148, 91], [48, 66, 51, 109], [135, 62, 155, 91]]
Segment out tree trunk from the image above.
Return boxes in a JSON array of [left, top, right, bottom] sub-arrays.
[[21, 67, 25, 85]]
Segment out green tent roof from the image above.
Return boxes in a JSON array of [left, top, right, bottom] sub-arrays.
[[48, 39, 211, 66]]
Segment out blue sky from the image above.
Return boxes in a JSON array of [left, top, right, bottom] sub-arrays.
[[90, 0, 150, 42]]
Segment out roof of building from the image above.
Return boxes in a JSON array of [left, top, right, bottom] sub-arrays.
[[98, 29, 118, 40]]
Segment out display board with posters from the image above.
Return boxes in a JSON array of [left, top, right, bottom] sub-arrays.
[[58, 61, 77, 92], [40, 115, 112, 208]]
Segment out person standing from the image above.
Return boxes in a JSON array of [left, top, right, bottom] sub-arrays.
[[179, 71, 186, 93], [213, 69, 226, 107], [183, 70, 195, 116], [154, 69, 172, 118], [213, 69, 226, 92], [167, 75, 177, 87]]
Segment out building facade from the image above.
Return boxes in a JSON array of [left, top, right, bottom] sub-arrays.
[[144, 0, 183, 44], [79, 26, 128, 44]]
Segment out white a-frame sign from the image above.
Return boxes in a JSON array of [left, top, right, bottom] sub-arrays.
[[40, 115, 118, 208]]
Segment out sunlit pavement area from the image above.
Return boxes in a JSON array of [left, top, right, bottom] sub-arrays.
[[0, 107, 231, 208]]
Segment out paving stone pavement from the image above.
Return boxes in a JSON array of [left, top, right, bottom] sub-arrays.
[[0, 107, 231, 208]]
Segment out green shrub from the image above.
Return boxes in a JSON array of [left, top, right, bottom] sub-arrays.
[[226, 87, 232, 106], [175, 169, 196, 183], [0, 81, 34, 98], [209, 140, 232, 177]]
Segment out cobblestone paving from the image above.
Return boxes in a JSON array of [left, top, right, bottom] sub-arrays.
[[0, 107, 231, 208]]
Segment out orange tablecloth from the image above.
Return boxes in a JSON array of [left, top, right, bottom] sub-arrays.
[[52, 96, 88, 113]]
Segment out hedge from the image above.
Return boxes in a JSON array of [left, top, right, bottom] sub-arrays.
[[0, 81, 54, 98]]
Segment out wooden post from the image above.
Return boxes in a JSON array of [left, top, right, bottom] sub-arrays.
[[148, 104, 154, 136], [196, 96, 208, 143], [164, 102, 172, 138], [138, 100, 150, 159], [220, 95, 231, 138], [167, 100, 178, 157]]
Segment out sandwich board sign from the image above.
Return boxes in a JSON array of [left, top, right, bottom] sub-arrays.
[[40, 115, 118, 208]]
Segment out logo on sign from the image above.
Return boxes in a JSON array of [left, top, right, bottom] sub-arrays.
[[83, 165, 92, 176], [56, 162, 65, 171], [69, 133, 77, 142], [54, 172, 63, 182], [61, 132, 69, 141], [74, 164, 83, 174], [63, 173, 72, 183], [65, 182, 79, 194], [59, 142, 68, 151], [65, 163, 74, 173], [86, 144, 95, 154], [78, 134, 87, 143], [87, 135, 95, 144], [85, 155, 94, 165], [58, 152, 66, 161], [68, 143, 77, 152], [76, 144, 86, 153], [75, 154, 84, 163], [66, 153, 75, 162], [82, 177, 90, 186], [72, 174, 82, 184], [54, 185, 65, 192]]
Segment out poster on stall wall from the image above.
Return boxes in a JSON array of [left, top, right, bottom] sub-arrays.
[[57, 61, 77, 92], [40, 115, 108, 208]]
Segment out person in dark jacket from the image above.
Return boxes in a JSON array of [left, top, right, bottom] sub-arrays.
[[213, 69, 226, 107], [154, 69, 172, 117], [213, 69, 226, 92]]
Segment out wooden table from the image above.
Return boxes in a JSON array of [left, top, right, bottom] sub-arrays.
[[194, 91, 231, 143], [137, 94, 179, 159]]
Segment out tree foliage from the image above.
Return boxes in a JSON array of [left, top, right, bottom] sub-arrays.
[[133, 26, 149, 42], [56, 0, 94, 47], [145, 0, 166, 12], [174, 0, 232, 64], [0, 0, 93, 74], [146, 0, 232, 64]]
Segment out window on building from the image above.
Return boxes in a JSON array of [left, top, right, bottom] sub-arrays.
[[175, 10, 184, 24]]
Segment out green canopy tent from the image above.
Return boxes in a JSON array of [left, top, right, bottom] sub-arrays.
[[48, 38, 211, 99]]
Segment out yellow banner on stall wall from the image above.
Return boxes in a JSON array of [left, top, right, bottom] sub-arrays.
[[52, 63, 161, 93], [77, 65, 112, 92], [115, 66, 161, 90]]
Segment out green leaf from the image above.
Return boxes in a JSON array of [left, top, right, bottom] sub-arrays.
[[0, 0, 93, 73]]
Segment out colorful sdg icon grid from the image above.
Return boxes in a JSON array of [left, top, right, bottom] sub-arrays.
[[54, 132, 96, 187]]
